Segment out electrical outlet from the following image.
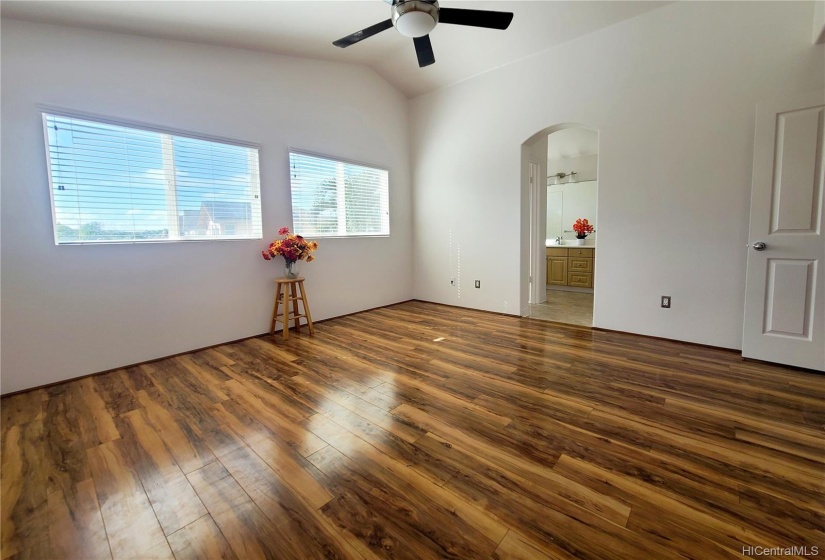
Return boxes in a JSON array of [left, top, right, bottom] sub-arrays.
[[661, 296, 671, 308], [475, 280, 481, 289]]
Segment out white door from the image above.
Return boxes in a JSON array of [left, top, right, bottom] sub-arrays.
[[743, 90, 825, 371], [528, 161, 545, 305]]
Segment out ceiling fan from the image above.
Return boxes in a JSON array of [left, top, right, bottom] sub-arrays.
[[333, 0, 514, 68]]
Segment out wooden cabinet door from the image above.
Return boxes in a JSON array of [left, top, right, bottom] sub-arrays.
[[546, 257, 568, 285]]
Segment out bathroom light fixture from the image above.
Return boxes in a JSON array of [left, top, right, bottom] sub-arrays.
[[550, 171, 577, 185]]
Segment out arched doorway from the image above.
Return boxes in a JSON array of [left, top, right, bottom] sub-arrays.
[[521, 123, 599, 326]]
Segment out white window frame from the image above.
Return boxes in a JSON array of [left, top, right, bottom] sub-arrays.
[[41, 108, 262, 245], [288, 149, 390, 239]]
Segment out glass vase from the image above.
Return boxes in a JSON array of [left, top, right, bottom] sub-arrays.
[[284, 260, 299, 279]]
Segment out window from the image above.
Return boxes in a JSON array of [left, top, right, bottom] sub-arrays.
[[43, 112, 262, 244], [288, 150, 389, 237]]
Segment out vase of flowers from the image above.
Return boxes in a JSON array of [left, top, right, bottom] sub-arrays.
[[261, 227, 318, 278], [572, 218, 594, 246]]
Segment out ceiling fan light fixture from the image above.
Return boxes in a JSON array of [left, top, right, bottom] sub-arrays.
[[392, 0, 438, 38], [395, 11, 436, 37], [333, 0, 513, 69]]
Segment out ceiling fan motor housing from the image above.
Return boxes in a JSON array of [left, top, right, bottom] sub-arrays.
[[392, 0, 439, 38]]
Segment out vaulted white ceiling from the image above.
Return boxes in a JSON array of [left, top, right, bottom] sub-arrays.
[[0, 0, 669, 98]]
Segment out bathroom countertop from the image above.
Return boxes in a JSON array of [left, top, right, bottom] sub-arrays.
[[546, 241, 596, 249]]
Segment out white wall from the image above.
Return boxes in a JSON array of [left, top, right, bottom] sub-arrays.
[[0, 20, 413, 394], [411, 1, 824, 348]]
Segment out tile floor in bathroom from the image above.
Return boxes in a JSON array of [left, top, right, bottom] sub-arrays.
[[529, 289, 593, 327]]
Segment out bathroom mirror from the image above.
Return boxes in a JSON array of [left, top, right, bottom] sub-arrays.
[[546, 180, 598, 243]]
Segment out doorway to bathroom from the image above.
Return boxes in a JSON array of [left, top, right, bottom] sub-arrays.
[[525, 125, 598, 326]]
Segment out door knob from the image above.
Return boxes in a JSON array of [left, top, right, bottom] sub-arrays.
[[751, 241, 767, 251]]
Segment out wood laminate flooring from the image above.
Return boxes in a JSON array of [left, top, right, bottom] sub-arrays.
[[529, 289, 594, 327], [2, 301, 823, 559]]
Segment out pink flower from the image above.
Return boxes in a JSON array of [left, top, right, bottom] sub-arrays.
[[278, 227, 290, 236], [261, 250, 271, 261]]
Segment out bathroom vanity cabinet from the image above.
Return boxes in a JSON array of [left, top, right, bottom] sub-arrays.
[[546, 247, 595, 288]]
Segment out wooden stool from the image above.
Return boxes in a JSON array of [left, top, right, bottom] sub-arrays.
[[270, 277, 314, 340]]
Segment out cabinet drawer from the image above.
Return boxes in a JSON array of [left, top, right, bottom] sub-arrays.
[[568, 248, 594, 258], [568, 257, 593, 272], [545, 247, 568, 257], [568, 272, 593, 288]]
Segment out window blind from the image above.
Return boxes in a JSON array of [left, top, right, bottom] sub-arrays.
[[43, 113, 262, 244], [288, 151, 390, 237]]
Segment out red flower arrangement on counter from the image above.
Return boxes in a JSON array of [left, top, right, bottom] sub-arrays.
[[262, 227, 318, 264], [573, 218, 595, 239]]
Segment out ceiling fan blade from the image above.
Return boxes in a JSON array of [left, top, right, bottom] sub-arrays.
[[438, 8, 513, 30], [413, 35, 435, 68], [333, 19, 394, 48]]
